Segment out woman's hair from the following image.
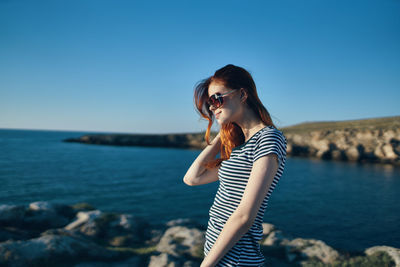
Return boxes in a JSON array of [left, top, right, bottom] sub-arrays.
[[194, 64, 276, 169]]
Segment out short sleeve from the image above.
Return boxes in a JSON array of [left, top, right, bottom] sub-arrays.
[[253, 129, 287, 166]]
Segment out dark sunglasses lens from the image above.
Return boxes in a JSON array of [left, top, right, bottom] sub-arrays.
[[208, 95, 221, 108]]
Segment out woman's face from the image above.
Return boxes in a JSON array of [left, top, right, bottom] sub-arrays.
[[208, 82, 242, 125]]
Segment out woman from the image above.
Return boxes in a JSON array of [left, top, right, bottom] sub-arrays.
[[183, 64, 287, 267]]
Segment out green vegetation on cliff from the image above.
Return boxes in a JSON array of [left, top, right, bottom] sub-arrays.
[[279, 115, 400, 134]]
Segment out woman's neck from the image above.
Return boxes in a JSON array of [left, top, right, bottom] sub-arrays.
[[235, 108, 267, 142]]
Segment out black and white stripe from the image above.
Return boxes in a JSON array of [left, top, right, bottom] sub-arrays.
[[204, 125, 287, 266]]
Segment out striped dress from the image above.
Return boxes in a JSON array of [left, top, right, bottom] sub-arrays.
[[204, 125, 287, 266]]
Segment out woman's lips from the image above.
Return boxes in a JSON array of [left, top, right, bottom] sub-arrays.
[[215, 112, 221, 118]]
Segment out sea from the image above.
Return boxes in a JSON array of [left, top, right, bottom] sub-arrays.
[[1, 128, 399, 253]]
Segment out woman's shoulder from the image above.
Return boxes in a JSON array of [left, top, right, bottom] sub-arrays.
[[256, 125, 287, 143], [252, 125, 287, 164]]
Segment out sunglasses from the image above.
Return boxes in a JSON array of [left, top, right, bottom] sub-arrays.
[[207, 89, 237, 109]]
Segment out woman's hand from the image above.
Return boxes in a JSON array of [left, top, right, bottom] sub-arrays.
[[183, 130, 221, 186]]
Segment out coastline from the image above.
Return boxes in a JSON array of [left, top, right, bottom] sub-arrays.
[[63, 116, 400, 165], [0, 201, 398, 266]]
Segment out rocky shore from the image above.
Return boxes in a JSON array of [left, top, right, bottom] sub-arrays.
[[0, 201, 398, 266], [63, 116, 400, 165], [284, 116, 400, 165], [64, 132, 206, 149]]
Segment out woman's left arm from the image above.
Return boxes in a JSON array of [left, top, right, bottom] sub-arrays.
[[200, 154, 279, 267]]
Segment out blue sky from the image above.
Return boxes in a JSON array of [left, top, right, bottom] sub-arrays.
[[1, 0, 399, 134]]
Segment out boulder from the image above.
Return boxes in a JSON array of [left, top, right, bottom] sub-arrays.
[[65, 210, 149, 247], [262, 222, 276, 236], [24, 201, 75, 230], [65, 210, 103, 232], [0, 205, 26, 226], [262, 230, 290, 247], [282, 237, 340, 264], [165, 218, 206, 230], [148, 252, 181, 267], [0, 202, 75, 235], [382, 144, 398, 160], [0, 227, 33, 243], [365, 245, 400, 267], [156, 226, 204, 259], [0, 232, 118, 266], [344, 146, 360, 161]]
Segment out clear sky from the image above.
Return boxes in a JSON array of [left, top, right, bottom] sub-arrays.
[[1, 0, 399, 134]]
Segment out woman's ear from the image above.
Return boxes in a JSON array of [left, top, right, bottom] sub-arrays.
[[240, 88, 248, 103]]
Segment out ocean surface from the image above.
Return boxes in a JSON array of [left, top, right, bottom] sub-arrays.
[[1, 128, 399, 253]]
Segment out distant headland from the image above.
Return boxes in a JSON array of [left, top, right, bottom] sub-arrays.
[[63, 116, 400, 165]]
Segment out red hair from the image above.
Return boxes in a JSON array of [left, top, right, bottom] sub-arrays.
[[194, 64, 276, 169]]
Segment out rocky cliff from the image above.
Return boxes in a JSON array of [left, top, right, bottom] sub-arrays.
[[64, 116, 400, 165], [284, 116, 400, 165]]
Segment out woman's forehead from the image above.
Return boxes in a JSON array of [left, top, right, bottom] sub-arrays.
[[208, 83, 229, 97]]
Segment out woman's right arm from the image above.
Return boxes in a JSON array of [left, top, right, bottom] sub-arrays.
[[183, 132, 221, 186]]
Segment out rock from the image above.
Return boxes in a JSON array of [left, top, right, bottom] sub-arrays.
[[331, 149, 343, 160], [65, 210, 149, 247], [2, 198, 399, 267], [391, 139, 400, 155], [312, 139, 330, 158], [148, 252, 199, 267], [65, 210, 102, 231], [29, 201, 53, 211], [64, 133, 207, 149], [74, 256, 142, 267], [63, 116, 400, 164], [74, 262, 111, 267], [0, 232, 118, 266], [148, 252, 181, 267], [165, 218, 205, 230], [266, 256, 297, 267], [0, 204, 26, 227], [382, 144, 398, 160], [148, 253, 182, 267], [70, 203, 96, 212], [383, 130, 397, 142], [146, 228, 165, 246], [182, 260, 200, 267], [0, 227, 33, 243], [356, 131, 375, 142], [375, 144, 386, 159], [365, 245, 400, 267], [262, 222, 276, 236], [114, 256, 142, 266], [0, 202, 75, 234], [261, 223, 295, 249], [24, 201, 75, 230], [284, 119, 400, 164], [283, 238, 340, 264], [262, 230, 290, 247], [156, 226, 204, 259], [286, 143, 293, 154], [344, 146, 360, 161]]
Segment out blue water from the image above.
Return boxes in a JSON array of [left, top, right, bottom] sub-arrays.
[[1, 128, 399, 253]]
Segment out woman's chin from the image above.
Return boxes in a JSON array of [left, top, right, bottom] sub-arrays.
[[216, 118, 228, 125]]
